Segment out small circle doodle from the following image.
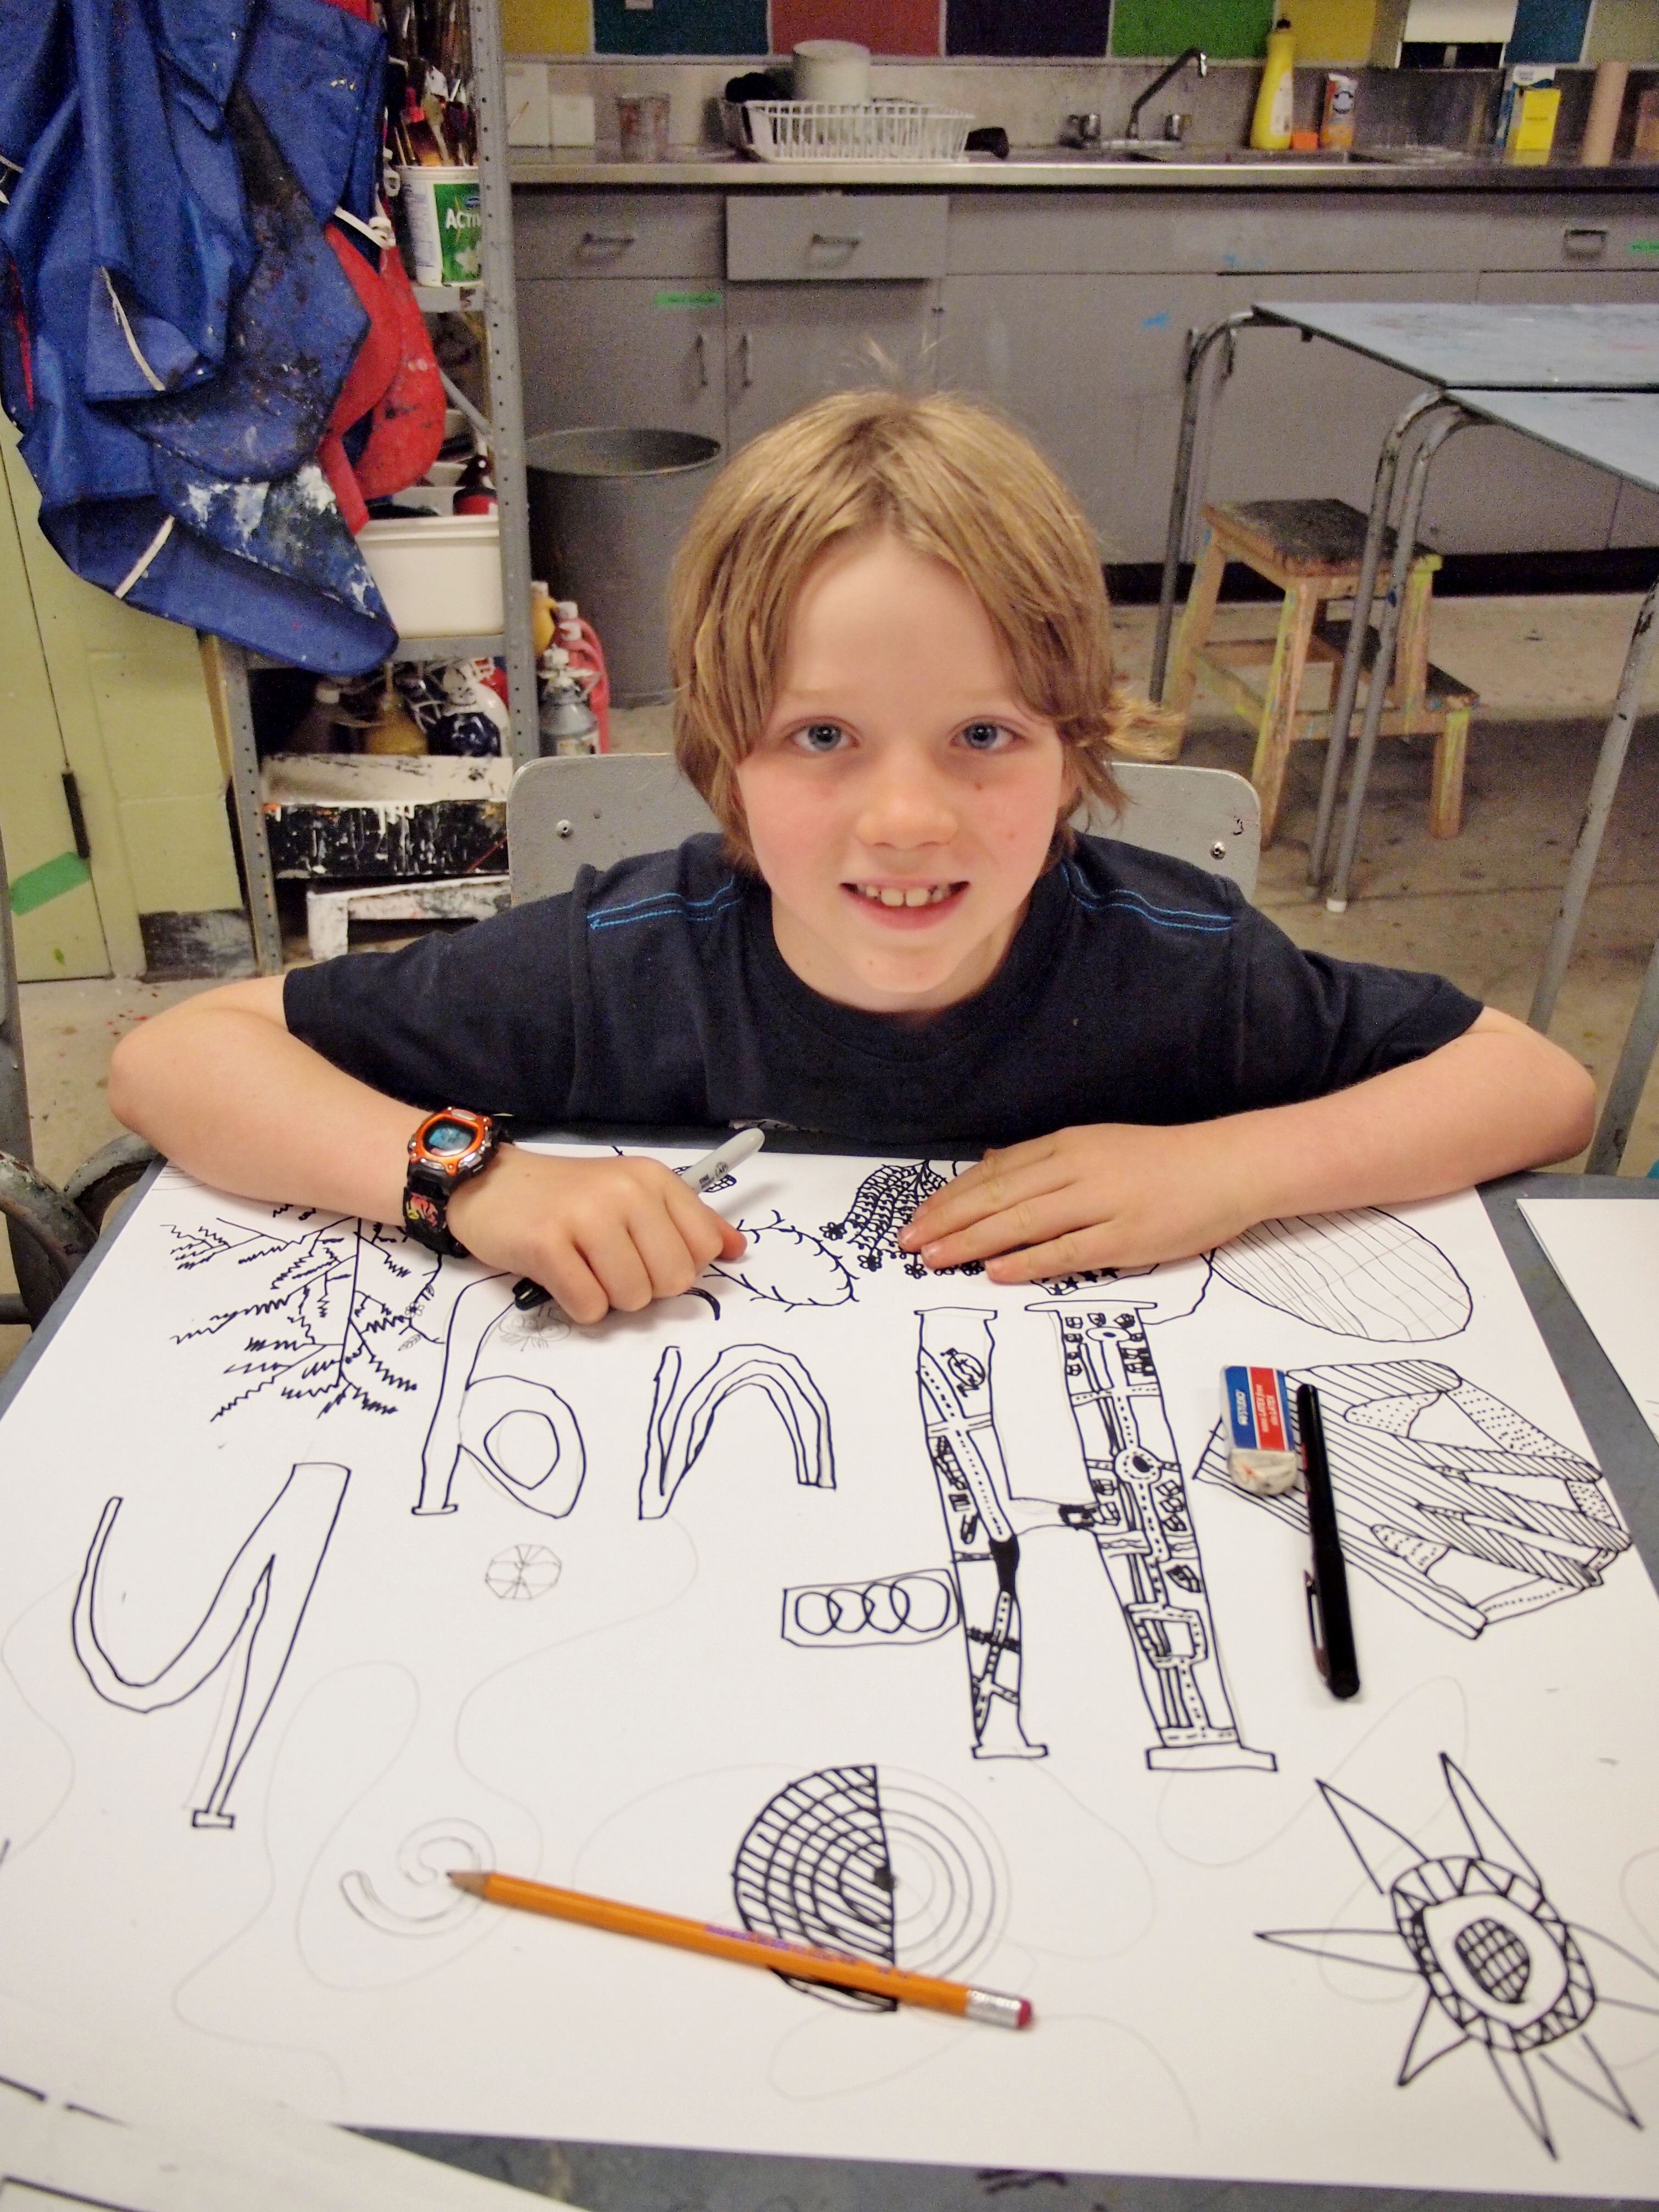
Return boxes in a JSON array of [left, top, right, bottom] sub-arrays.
[[484, 1543, 562, 1601]]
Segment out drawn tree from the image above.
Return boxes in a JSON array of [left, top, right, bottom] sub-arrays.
[[169, 1208, 444, 1419]]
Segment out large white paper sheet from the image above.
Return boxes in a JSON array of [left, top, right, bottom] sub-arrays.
[[1520, 1197, 1659, 1446], [2, 1153, 1657, 2199]]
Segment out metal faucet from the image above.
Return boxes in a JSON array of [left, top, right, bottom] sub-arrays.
[[1126, 47, 1208, 140]]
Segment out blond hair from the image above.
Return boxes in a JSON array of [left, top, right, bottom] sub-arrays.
[[669, 388, 1174, 865]]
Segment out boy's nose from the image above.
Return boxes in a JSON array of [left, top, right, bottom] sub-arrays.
[[854, 756, 957, 850]]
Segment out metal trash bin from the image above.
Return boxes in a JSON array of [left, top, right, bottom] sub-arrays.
[[524, 428, 721, 707]]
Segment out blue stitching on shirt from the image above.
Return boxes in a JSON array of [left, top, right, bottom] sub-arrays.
[[1063, 864, 1234, 934], [588, 881, 743, 931]]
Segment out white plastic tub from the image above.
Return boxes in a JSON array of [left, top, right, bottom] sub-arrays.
[[358, 512, 502, 638]]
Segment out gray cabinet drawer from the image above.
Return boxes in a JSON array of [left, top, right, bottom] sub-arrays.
[[514, 190, 724, 278], [947, 191, 1488, 275], [1482, 200, 1659, 271], [726, 194, 947, 280]]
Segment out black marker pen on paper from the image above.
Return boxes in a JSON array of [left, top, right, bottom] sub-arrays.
[[1297, 1381, 1361, 1701]]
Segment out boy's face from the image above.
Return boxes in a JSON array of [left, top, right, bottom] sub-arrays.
[[734, 531, 1071, 1015]]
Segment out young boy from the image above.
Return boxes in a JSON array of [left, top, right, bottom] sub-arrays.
[[110, 390, 1593, 1321]]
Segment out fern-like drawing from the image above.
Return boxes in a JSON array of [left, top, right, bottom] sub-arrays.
[[1259, 1754, 1659, 2158], [707, 1212, 857, 1309], [821, 1161, 979, 1279]]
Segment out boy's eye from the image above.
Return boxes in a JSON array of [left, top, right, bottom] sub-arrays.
[[792, 722, 849, 754], [958, 721, 1013, 752]]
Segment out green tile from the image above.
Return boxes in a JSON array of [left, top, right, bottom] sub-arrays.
[[1111, 0, 1273, 57], [594, 0, 765, 53]]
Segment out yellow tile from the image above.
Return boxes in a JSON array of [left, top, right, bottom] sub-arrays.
[[1289, 0, 1379, 61], [118, 795, 242, 914], [503, 0, 591, 53]]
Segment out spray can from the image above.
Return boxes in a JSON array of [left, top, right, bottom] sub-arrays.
[[553, 600, 612, 752], [1320, 73, 1357, 152], [537, 647, 599, 756]]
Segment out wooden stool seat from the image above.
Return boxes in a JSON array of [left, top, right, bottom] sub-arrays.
[[1164, 498, 1480, 847]]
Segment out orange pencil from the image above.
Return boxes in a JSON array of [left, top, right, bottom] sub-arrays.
[[449, 1870, 1032, 2028]]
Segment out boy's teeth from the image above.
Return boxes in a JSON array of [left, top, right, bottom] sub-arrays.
[[860, 884, 951, 907]]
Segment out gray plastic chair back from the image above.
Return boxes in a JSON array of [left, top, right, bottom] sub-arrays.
[[507, 755, 1260, 904]]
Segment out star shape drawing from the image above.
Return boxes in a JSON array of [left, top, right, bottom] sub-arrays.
[[1259, 1753, 1659, 2157]]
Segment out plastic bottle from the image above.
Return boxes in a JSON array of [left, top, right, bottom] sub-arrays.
[[287, 680, 345, 754], [529, 580, 556, 659], [452, 450, 496, 515], [553, 600, 612, 752], [360, 671, 428, 754], [1250, 16, 1296, 153], [537, 648, 599, 755]]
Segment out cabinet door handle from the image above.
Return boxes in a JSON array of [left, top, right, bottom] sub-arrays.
[[694, 330, 708, 389], [810, 230, 863, 247], [740, 330, 754, 388], [580, 229, 639, 250], [1563, 225, 1609, 256]]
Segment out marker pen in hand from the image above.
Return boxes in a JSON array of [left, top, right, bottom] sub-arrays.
[[512, 1128, 768, 1313]]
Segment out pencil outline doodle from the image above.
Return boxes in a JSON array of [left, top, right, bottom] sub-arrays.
[[640, 1344, 835, 1519], [415, 1278, 586, 1520], [732, 1765, 1003, 2011], [821, 1161, 981, 1279], [781, 1570, 960, 1650], [71, 1462, 350, 1830], [340, 1818, 492, 1936], [913, 1307, 1273, 1771], [707, 1212, 859, 1310], [484, 1544, 562, 1601], [1195, 1361, 1630, 1637], [1211, 1208, 1472, 1343], [1259, 1753, 1659, 2158], [168, 1210, 442, 1419]]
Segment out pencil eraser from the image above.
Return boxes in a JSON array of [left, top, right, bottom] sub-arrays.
[[1222, 1365, 1301, 1496]]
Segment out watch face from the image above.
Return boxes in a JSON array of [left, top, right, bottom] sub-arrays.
[[425, 1115, 478, 1156]]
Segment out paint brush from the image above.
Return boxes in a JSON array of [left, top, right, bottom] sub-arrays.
[[448, 1869, 1032, 2027], [512, 1128, 767, 1312]]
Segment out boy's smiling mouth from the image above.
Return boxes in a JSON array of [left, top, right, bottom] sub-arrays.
[[848, 881, 966, 913]]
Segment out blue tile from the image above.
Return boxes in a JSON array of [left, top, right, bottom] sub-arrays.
[[594, 0, 767, 53]]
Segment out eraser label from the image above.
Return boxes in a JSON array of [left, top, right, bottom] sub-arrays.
[[1222, 1365, 1301, 1496]]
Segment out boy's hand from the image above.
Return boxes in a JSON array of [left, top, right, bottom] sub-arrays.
[[448, 1147, 746, 1323], [898, 1124, 1254, 1283]]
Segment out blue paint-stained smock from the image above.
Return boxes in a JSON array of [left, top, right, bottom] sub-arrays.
[[0, 0, 398, 675]]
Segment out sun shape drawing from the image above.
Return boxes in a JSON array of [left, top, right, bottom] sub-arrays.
[[1259, 1754, 1659, 2157]]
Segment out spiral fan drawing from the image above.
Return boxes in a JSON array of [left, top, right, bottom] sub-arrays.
[[731, 1765, 1001, 2012]]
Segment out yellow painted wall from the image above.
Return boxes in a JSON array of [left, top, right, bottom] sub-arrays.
[[501, 0, 592, 52], [1585, 0, 1659, 61], [1, 429, 241, 978], [1287, 0, 1381, 61]]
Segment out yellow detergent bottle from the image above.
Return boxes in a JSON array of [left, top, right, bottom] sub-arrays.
[[1250, 16, 1296, 152]]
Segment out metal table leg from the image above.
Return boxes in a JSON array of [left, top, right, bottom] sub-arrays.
[[1149, 310, 1262, 704], [1587, 926, 1659, 1174], [210, 639, 284, 978], [1530, 575, 1659, 1033], [1322, 404, 1470, 914], [1306, 387, 1449, 886]]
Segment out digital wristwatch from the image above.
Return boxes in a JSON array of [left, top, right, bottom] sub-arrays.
[[402, 1107, 505, 1256]]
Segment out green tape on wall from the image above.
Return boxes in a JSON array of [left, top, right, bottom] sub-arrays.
[[1112, 0, 1273, 55], [10, 851, 91, 916], [655, 289, 723, 307]]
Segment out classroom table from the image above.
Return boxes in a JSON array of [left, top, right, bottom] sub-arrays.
[[1148, 304, 1659, 960], [6, 1155, 1659, 2212]]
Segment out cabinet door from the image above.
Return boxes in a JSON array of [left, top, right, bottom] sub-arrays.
[[518, 277, 725, 442], [1204, 272, 1478, 552], [1424, 270, 1659, 555], [937, 271, 1222, 562], [724, 283, 938, 450]]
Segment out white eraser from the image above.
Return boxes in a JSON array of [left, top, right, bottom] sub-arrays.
[[549, 93, 597, 147], [505, 63, 550, 146]]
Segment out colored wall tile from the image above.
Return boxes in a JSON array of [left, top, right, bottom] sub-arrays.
[[1585, 0, 1659, 61], [1111, 0, 1274, 55], [774, 0, 942, 55], [502, 0, 592, 51], [1506, 0, 1591, 61], [946, 0, 1109, 55], [593, 0, 766, 52]]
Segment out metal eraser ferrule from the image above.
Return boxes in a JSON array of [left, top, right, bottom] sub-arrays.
[[965, 1989, 1032, 2030]]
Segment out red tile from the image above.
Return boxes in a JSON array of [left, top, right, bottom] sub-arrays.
[[772, 0, 941, 56]]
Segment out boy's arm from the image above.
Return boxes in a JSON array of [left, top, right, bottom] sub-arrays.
[[107, 978, 742, 1321], [900, 1007, 1595, 1282]]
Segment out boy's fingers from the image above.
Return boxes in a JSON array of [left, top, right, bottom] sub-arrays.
[[912, 1172, 1085, 1263], [983, 1227, 1120, 1285], [662, 1186, 745, 1268], [534, 1242, 612, 1325], [578, 1219, 658, 1313], [902, 1155, 1069, 1246], [630, 1205, 718, 1301]]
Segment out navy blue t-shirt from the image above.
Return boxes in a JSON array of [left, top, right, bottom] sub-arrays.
[[283, 833, 1481, 1148]]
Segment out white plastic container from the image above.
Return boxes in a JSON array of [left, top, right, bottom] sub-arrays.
[[358, 513, 503, 639], [793, 39, 871, 105], [393, 165, 481, 285]]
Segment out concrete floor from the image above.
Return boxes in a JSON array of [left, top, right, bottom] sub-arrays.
[[5, 590, 1656, 1380]]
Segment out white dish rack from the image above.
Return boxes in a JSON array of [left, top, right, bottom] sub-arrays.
[[723, 99, 973, 163]]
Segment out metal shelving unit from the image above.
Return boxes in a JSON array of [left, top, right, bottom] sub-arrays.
[[210, 0, 537, 977]]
